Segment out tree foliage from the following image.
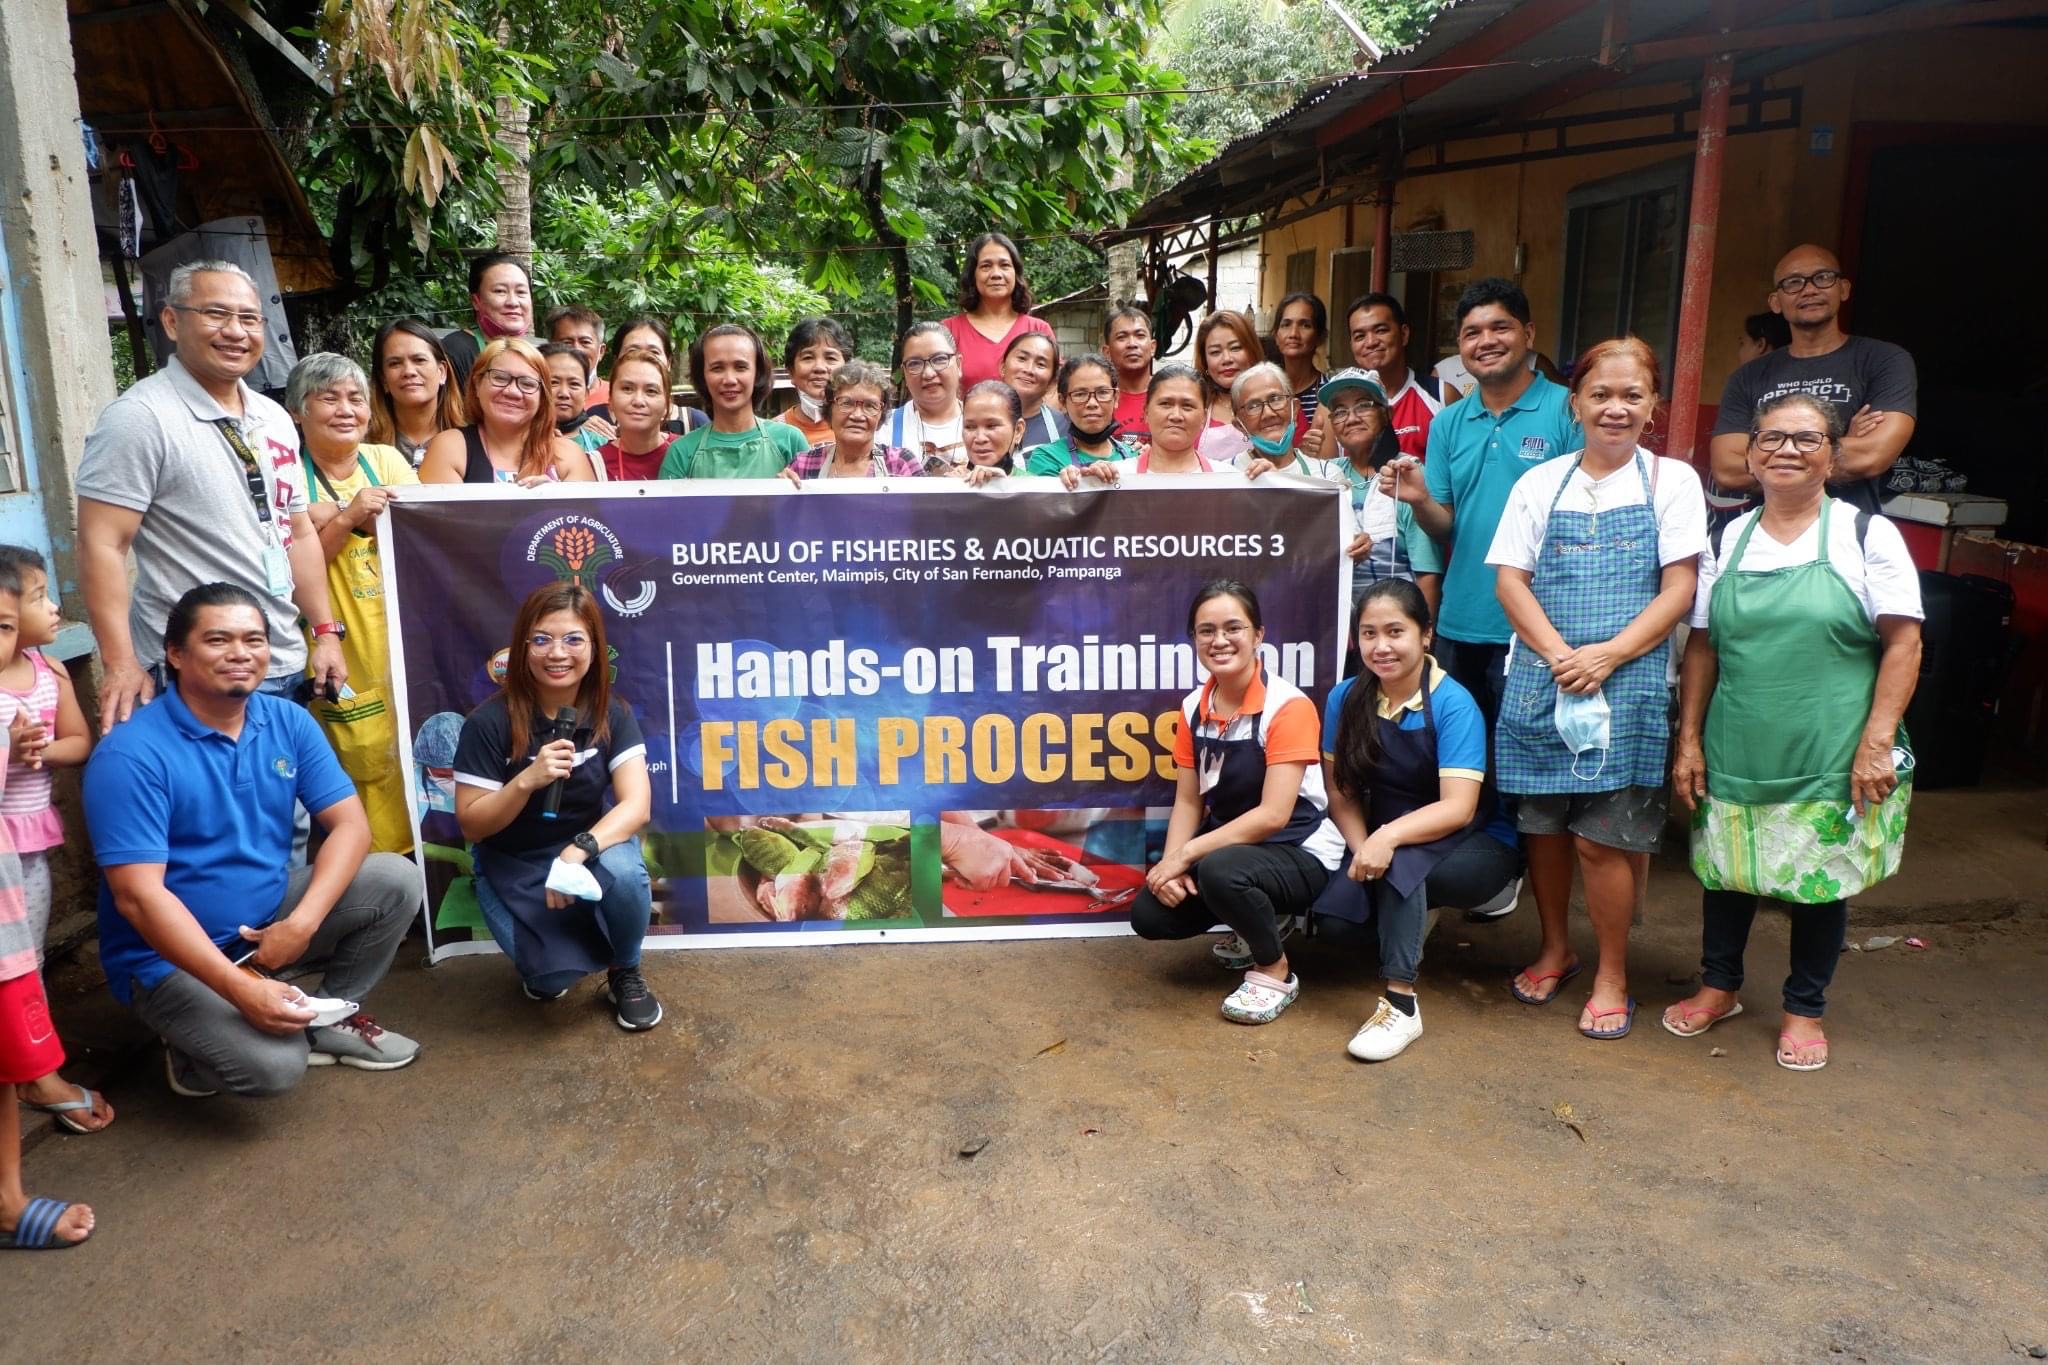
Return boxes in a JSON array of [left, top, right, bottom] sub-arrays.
[[304, 0, 1201, 343]]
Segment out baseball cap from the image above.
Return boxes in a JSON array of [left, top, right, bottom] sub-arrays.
[[1317, 367, 1389, 408]]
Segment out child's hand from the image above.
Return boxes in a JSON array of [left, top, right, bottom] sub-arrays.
[[7, 711, 48, 769]]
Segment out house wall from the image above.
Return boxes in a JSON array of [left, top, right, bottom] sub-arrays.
[[1255, 27, 2048, 402]]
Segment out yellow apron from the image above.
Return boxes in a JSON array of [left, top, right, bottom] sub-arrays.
[[302, 448, 414, 853]]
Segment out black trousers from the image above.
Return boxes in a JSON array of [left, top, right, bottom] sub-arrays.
[[1129, 843, 1329, 968], [1699, 889, 1849, 1019]]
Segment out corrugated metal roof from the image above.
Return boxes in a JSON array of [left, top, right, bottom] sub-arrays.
[[1125, 0, 1922, 231]]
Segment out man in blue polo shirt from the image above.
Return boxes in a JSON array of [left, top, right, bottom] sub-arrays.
[[85, 583, 420, 1098], [1384, 278, 1580, 726]]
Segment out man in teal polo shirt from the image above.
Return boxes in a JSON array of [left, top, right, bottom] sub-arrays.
[[86, 583, 421, 1098], [1385, 278, 1579, 726]]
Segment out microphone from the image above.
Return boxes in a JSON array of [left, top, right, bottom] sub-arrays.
[[540, 706, 576, 820]]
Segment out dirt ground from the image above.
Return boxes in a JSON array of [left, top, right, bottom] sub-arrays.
[[6, 785, 2045, 1363]]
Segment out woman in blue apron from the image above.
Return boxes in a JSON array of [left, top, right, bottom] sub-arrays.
[[1486, 339, 1707, 1039], [1313, 580, 1522, 1060], [452, 583, 662, 1032], [1128, 580, 1347, 1025]]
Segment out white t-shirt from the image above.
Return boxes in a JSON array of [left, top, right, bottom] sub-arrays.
[[888, 403, 963, 465], [1485, 449, 1707, 573], [1691, 503, 1924, 628]]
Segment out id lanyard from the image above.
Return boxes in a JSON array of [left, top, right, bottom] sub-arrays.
[[215, 418, 279, 537]]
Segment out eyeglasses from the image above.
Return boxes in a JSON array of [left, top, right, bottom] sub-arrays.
[[528, 631, 590, 651], [485, 369, 542, 396], [833, 398, 884, 418], [1751, 429, 1831, 454], [172, 304, 265, 331], [1067, 387, 1116, 406], [1774, 269, 1842, 294], [902, 353, 957, 375], [1326, 401, 1382, 423], [1236, 394, 1291, 418], [1192, 622, 1253, 643]]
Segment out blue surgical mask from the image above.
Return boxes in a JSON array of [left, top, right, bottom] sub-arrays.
[[1554, 686, 1610, 782], [1248, 430, 1296, 459]]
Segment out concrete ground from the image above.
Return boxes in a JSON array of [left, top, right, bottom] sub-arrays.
[[6, 784, 2045, 1362]]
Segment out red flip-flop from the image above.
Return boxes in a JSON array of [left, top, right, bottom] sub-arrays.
[[1661, 999, 1744, 1038], [1579, 998, 1637, 1040], [1777, 1030, 1829, 1071], [1510, 960, 1581, 1005]]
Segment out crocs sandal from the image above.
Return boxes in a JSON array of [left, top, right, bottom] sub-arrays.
[[1661, 1000, 1744, 1038], [23, 1084, 112, 1135], [1776, 1031, 1829, 1072], [2, 1198, 88, 1250], [1221, 970, 1300, 1025], [1579, 998, 1636, 1040], [1510, 960, 1581, 1005]]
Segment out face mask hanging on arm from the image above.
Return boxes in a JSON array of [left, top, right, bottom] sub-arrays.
[[1555, 686, 1611, 783]]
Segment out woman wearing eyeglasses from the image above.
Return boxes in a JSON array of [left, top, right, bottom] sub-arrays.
[[1129, 579, 1345, 1025], [782, 360, 925, 482], [943, 232, 1055, 389], [1024, 354, 1139, 480], [887, 322, 967, 469], [453, 583, 661, 1031], [1668, 391, 1922, 1072], [418, 338, 596, 485]]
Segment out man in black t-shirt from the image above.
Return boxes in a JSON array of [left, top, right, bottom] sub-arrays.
[[1709, 244, 1917, 517]]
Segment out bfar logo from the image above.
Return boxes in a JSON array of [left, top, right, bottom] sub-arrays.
[[602, 571, 657, 619], [527, 515, 622, 593]]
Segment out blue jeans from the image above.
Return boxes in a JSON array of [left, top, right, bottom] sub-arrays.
[[1313, 831, 1521, 984], [474, 839, 652, 996]]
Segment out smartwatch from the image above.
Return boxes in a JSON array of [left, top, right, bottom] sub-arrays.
[[572, 832, 602, 860]]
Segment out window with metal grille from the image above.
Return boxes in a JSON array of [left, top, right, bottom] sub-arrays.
[[1390, 230, 1475, 274], [1559, 158, 1691, 392]]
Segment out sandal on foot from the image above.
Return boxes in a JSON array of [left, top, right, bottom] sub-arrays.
[[1221, 970, 1299, 1025], [1579, 998, 1637, 1040], [1776, 1031, 1829, 1072], [2, 1198, 88, 1250], [1661, 1000, 1744, 1039], [23, 1084, 112, 1135], [1510, 960, 1581, 1005]]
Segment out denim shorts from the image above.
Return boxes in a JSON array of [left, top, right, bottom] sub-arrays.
[[1515, 784, 1669, 853]]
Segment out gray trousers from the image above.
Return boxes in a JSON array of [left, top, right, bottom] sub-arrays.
[[130, 853, 419, 1097]]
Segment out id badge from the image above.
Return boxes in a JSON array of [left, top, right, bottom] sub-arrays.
[[262, 541, 294, 596]]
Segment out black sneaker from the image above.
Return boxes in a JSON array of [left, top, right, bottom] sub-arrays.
[[606, 967, 663, 1032]]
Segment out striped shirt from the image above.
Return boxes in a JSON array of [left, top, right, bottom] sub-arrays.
[[0, 650, 63, 853]]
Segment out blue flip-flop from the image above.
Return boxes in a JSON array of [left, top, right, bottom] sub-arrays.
[[2, 1197, 87, 1250], [1580, 997, 1637, 1040], [1510, 960, 1582, 1005]]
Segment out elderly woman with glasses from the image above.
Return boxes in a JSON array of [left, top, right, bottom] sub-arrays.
[[419, 338, 596, 485], [1668, 391, 1922, 1073], [783, 360, 926, 482], [284, 353, 419, 853]]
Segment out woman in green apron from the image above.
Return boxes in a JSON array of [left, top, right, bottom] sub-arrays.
[[285, 353, 418, 854], [1667, 393, 1923, 1071], [1488, 339, 1706, 1040], [657, 325, 808, 479]]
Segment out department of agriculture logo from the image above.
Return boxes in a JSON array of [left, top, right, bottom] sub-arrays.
[[526, 515, 622, 593]]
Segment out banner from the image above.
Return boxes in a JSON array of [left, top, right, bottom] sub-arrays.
[[383, 477, 1345, 958]]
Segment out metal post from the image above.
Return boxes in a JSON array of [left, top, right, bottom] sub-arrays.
[[1371, 183, 1394, 292], [1665, 23, 1733, 469]]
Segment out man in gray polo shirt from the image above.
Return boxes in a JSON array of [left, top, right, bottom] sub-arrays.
[[78, 260, 348, 731]]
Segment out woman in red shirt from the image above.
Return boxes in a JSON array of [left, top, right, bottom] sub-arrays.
[[595, 353, 677, 481], [942, 232, 1054, 388]]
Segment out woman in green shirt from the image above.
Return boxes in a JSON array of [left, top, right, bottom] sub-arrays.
[[657, 324, 808, 479], [1024, 354, 1139, 480]]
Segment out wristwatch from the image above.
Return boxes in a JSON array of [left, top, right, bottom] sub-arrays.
[[311, 620, 348, 640], [572, 832, 602, 860]]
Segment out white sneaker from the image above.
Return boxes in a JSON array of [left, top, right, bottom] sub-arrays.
[[1465, 876, 1522, 921], [1346, 995, 1423, 1061], [1211, 915, 1300, 970]]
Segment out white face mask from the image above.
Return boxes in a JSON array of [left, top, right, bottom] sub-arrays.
[[1554, 686, 1610, 782], [798, 391, 824, 422]]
